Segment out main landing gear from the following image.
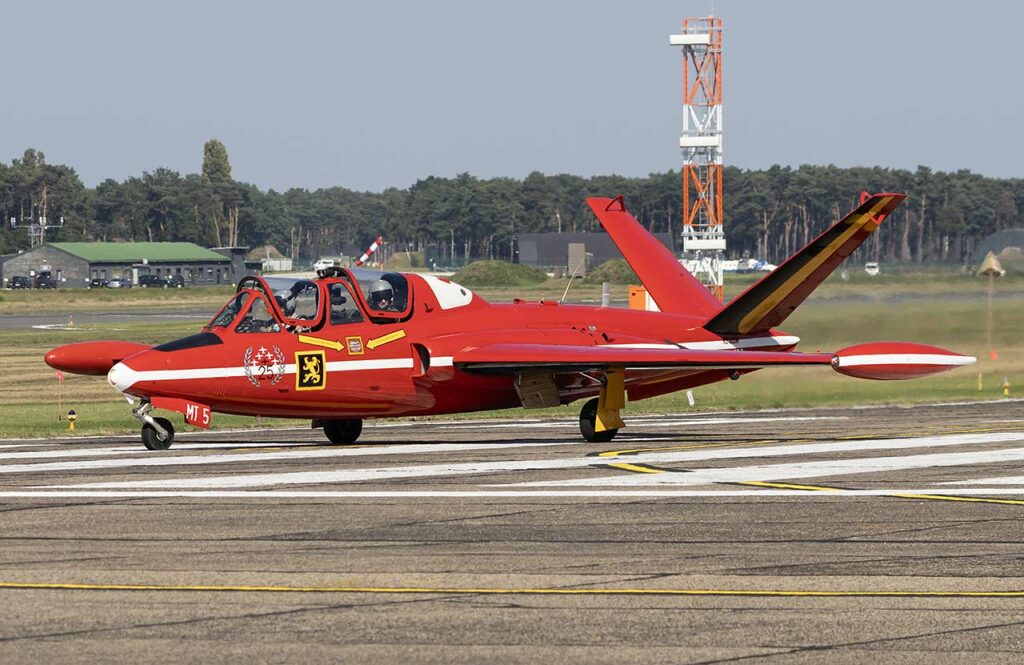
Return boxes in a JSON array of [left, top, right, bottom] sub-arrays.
[[321, 418, 363, 445], [579, 368, 626, 443], [579, 397, 618, 443], [133, 401, 175, 450]]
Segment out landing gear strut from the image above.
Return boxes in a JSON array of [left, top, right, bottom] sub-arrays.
[[133, 401, 175, 450], [321, 418, 363, 445], [579, 397, 618, 443]]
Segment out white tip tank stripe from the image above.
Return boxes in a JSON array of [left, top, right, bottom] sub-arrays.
[[836, 354, 976, 368]]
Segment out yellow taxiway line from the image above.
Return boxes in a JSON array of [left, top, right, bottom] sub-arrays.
[[738, 480, 1024, 506], [1, 581, 1024, 598]]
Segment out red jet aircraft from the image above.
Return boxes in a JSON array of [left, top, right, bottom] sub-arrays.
[[45, 193, 975, 450]]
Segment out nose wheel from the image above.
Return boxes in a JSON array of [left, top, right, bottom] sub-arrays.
[[132, 401, 175, 450], [141, 417, 175, 450]]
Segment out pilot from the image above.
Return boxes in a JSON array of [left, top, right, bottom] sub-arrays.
[[368, 279, 395, 311], [274, 289, 296, 317]]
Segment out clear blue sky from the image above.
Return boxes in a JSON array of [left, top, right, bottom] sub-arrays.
[[3, 0, 1020, 191]]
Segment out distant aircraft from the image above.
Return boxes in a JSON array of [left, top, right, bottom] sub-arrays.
[[45, 193, 974, 449]]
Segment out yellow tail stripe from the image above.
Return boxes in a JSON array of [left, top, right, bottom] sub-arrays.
[[737, 196, 892, 334]]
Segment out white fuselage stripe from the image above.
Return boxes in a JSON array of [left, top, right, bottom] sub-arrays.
[[109, 356, 455, 391]]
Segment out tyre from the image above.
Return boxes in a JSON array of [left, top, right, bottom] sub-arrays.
[[323, 419, 362, 444], [141, 417, 175, 450], [579, 397, 617, 443]]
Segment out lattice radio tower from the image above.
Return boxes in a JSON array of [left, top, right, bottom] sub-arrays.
[[671, 16, 724, 301]]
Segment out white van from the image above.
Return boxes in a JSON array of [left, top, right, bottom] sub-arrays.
[[313, 258, 339, 272]]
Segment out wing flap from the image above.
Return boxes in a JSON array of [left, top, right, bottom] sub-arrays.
[[455, 343, 833, 374]]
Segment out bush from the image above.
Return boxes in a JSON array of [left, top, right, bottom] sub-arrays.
[[584, 259, 638, 285], [453, 261, 548, 287]]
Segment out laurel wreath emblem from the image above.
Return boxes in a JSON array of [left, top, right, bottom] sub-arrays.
[[243, 346, 286, 387]]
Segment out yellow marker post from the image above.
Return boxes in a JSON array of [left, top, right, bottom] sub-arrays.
[[1004, 377, 1010, 397], [66, 410, 77, 431]]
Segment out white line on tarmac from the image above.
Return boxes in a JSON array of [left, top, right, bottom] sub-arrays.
[[50, 431, 1024, 490], [399, 415, 841, 431], [0, 440, 385, 461], [3, 488, 1024, 499], [516, 447, 1024, 487], [3, 442, 564, 477], [943, 475, 1024, 485]]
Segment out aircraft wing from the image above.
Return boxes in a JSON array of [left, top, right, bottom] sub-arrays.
[[454, 343, 833, 374]]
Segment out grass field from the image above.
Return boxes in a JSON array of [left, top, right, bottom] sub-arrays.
[[0, 271, 1018, 439]]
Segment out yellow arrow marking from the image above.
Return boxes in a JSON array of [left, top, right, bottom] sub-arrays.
[[367, 329, 407, 350], [297, 335, 343, 351]]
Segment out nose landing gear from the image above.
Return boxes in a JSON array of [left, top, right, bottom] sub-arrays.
[[133, 401, 175, 450]]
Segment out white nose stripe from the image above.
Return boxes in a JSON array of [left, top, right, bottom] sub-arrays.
[[107, 362, 138, 392]]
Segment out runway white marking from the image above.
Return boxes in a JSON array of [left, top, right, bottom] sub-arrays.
[[516, 447, 1024, 487], [420, 415, 840, 431], [0, 440, 382, 461], [50, 431, 1024, 490], [3, 441, 563, 476], [3, 488, 1024, 499], [943, 475, 1024, 486]]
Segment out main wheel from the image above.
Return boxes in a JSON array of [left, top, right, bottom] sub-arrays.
[[141, 417, 175, 450], [579, 397, 617, 443], [323, 418, 362, 444]]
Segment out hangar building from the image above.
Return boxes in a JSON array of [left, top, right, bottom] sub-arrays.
[[0, 242, 243, 288]]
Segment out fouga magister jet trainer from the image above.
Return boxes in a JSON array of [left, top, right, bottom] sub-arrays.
[[45, 193, 975, 450]]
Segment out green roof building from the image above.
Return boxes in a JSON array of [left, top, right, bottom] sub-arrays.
[[0, 241, 249, 288]]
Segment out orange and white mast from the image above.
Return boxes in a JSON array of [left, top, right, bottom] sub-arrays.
[[671, 16, 724, 301]]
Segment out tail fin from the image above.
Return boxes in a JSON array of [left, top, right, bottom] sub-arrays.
[[704, 193, 906, 336], [587, 196, 721, 317]]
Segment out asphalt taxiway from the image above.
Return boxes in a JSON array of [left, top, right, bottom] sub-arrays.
[[2, 401, 1024, 663]]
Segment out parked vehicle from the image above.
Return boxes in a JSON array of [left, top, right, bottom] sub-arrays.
[[167, 275, 186, 288], [35, 272, 58, 289], [9, 275, 32, 289], [89, 278, 109, 289], [138, 274, 170, 288], [106, 278, 131, 289]]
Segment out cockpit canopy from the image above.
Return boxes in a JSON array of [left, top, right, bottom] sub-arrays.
[[206, 268, 413, 333]]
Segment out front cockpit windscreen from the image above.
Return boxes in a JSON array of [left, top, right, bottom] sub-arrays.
[[351, 270, 410, 315], [208, 292, 251, 329]]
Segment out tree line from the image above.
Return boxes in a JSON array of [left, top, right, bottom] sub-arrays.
[[0, 142, 1020, 266]]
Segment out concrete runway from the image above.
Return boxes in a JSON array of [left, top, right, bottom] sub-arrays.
[[2, 401, 1024, 663]]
